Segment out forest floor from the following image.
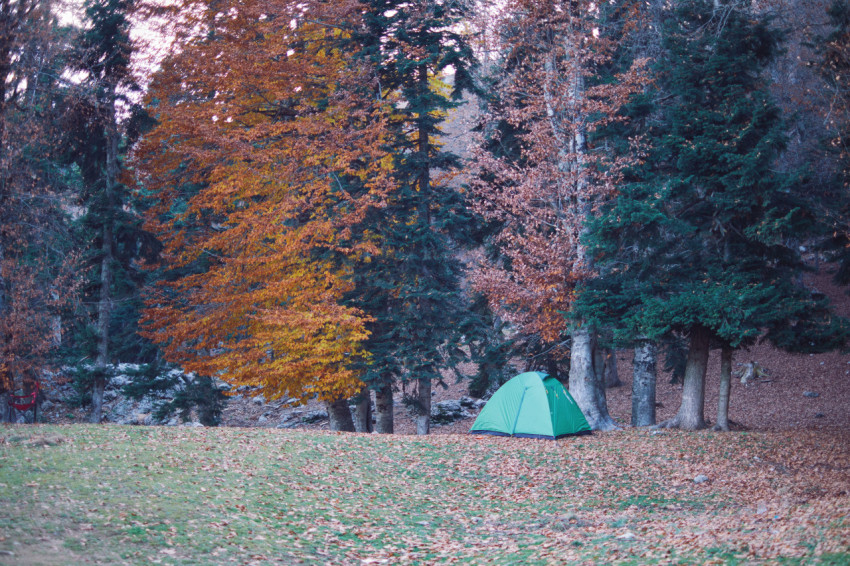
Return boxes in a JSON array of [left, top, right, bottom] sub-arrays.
[[0, 425, 847, 565], [219, 269, 850, 435]]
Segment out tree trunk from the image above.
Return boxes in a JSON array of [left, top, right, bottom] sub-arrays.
[[0, 391, 9, 423], [603, 348, 622, 388], [569, 325, 618, 430], [90, 98, 119, 424], [326, 397, 355, 432], [657, 326, 710, 430], [374, 383, 394, 434], [352, 386, 373, 433], [631, 339, 657, 427], [90, 371, 106, 424], [714, 345, 732, 432], [415, 377, 431, 435]]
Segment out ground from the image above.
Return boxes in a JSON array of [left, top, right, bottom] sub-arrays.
[[0, 426, 847, 565], [217, 270, 850, 435], [3, 271, 849, 564]]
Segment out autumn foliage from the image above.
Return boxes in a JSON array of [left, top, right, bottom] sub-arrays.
[[134, 0, 394, 402], [471, 0, 647, 343]]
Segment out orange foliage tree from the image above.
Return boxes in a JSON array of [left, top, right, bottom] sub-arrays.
[[0, 0, 77, 419], [472, 0, 646, 343], [133, 0, 393, 410], [470, 0, 647, 429]]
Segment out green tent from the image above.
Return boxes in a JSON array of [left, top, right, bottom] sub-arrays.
[[469, 372, 591, 439]]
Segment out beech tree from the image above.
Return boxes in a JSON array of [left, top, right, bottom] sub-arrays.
[[0, 0, 77, 420], [135, 0, 394, 426], [471, 0, 646, 430], [816, 1, 850, 283], [577, 0, 849, 431]]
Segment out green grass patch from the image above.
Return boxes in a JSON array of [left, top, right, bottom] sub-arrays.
[[0, 426, 847, 565]]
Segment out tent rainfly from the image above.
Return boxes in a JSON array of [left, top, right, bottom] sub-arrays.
[[469, 372, 591, 439]]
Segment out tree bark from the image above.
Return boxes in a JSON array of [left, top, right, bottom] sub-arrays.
[[0, 391, 9, 423], [714, 345, 733, 432], [90, 97, 119, 424], [657, 326, 710, 430], [326, 397, 355, 432], [569, 325, 618, 430], [603, 348, 622, 388], [374, 383, 394, 434], [631, 339, 657, 427], [352, 386, 373, 433], [415, 376, 431, 435]]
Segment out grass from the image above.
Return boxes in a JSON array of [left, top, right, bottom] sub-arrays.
[[0, 425, 848, 565]]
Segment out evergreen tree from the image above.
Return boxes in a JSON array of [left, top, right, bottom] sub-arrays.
[[68, 0, 156, 422], [576, 0, 848, 430], [344, 0, 481, 434]]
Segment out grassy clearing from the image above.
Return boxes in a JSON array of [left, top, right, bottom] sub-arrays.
[[0, 425, 847, 565]]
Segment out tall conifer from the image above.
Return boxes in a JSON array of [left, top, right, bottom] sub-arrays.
[[577, 0, 848, 430], [346, 1, 480, 434]]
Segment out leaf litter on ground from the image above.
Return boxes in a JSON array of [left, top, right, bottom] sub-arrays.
[[0, 425, 847, 565]]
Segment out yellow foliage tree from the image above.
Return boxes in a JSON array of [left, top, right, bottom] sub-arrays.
[[133, 0, 393, 413]]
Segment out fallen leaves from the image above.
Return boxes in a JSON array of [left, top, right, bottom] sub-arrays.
[[0, 425, 847, 564]]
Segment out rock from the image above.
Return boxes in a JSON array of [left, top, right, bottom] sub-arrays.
[[183, 421, 204, 427], [431, 400, 472, 425], [110, 374, 132, 388], [166, 417, 179, 426], [237, 385, 250, 392], [693, 474, 709, 484], [40, 400, 53, 412], [104, 390, 119, 402], [803, 391, 820, 398], [756, 503, 768, 515], [459, 396, 483, 409], [132, 413, 152, 425], [815, 412, 825, 418], [212, 378, 231, 391], [616, 532, 636, 541], [252, 395, 265, 405], [258, 415, 268, 424], [301, 410, 328, 424]]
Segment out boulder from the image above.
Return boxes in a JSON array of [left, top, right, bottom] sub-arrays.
[[301, 410, 328, 424], [431, 400, 472, 425]]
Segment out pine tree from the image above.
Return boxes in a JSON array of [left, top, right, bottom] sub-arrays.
[[577, 0, 849, 430], [69, 0, 148, 423], [345, 0, 481, 434]]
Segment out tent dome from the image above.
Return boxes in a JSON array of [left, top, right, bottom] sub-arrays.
[[469, 372, 591, 439]]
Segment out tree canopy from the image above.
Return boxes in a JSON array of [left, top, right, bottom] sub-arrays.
[[135, 0, 395, 403]]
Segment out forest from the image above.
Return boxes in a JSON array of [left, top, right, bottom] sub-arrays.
[[1, 0, 849, 436]]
